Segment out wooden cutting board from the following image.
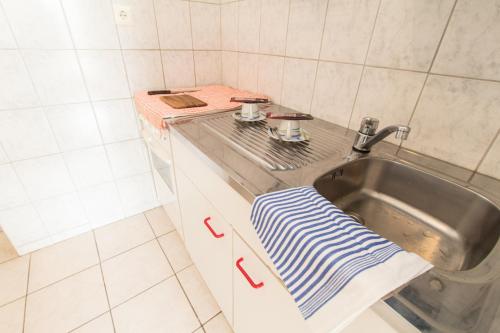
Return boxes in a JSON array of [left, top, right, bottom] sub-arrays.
[[160, 94, 208, 109]]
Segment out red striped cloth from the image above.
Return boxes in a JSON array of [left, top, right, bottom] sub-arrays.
[[134, 85, 268, 129]]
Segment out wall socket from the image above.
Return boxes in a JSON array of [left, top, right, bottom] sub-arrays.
[[114, 5, 132, 25]]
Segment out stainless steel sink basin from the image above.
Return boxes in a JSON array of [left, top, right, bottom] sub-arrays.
[[313, 157, 500, 272]]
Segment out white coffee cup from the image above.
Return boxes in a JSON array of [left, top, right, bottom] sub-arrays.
[[241, 103, 260, 119], [278, 120, 301, 139]]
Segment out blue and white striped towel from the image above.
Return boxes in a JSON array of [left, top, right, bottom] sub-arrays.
[[251, 186, 432, 332]]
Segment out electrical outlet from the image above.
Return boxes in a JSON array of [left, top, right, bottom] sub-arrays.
[[114, 5, 132, 25]]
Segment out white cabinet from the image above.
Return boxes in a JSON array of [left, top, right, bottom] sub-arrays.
[[233, 233, 309, 333], [175, 167, 234, 324]]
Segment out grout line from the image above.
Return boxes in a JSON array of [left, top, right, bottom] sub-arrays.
[[67, 311, 111, 333], [188, 2, 198, 87], [151, 0, 167, 89], [468, 128, 500, 182], [278, 0, 293, 104], [21, 254, 31, 333]]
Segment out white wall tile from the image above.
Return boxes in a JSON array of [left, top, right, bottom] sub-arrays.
[[79, 182, 124, 228], [123, 50, 165, 93], [162, 50, 195, 88], [221, 51, 238, 88], [34, 193, 88, 235], [0, 8, 15, 48], [94, 99, 139, 144], [258, 55, 284, 104], [405, 75, 500, 169], [221, 2, 238, 51], [190, 2, 221, 50], [286, 0, 328, 59], [14, 155, 75, 201], [238, 52, 259, 92], [0, 164, 28, 210], [23, 50, 87, 105], [116, 172, 157, 216], [0, 144, 8, 164], [0, 108, 59, 161], [238, 0, 260, 53], [0, 51, 39, 109], [113, 0, 159, 49], [155, 0, 192, 49], [79, 50, 130, 101], [259, 0, 289, 56], [194, 51, 221, 86], [106, 139, 150, 179], [432, 0, 500, 81], [478, 133, 500, 179], [64, 146, 113, 189], [320, 0, 380, 64], [61, 0, 120, 49], [45, 103, 102, 152], [281, 57, 318, 113], [1, 0, 72, 49], [311, 61, 363, 127], [367, 0, 454, 71], [0, 205, 49, 248]]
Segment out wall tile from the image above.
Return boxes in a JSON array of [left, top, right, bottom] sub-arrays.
[[258, 55, 284, 104], [238, 0, 260, 53], [0, 108, 59, 161], [320, 0, 380, 64], [106, 139, 150, 179], [432, 0, 500, 81], [1, 0, 72, 49], [478, 132, 500, 179], [194, 51, 222, 86], [79, 50, 130, 101], [34, 192, 88, 235], [221, 51, 238, 88], [0, 164, 29, 210], [0, 204, 48, 246], [112, 0, 159, 49], [259, 0, 289, 56], [45, 103, 102, 152], [162, 50, 195, 88], [0, 51, 39, 109], [94, 99, 140, 144], [64, 146, 113, 189], [238, 52, 259, 92], [350, 67, 426, 144], [23, 50, 88, 105], [123, 50, 165, 92], [79, 182, 124, 228], [221, 2, 238, 51], [0, 8, 15, 48], [61, 0, 120, 49], [190, 2, 221, 50], [0, 144, 8, 164], [405, 75, 500, 170], [367, 0, 454, 71], [286, 0, 328, 59], [116, 172, 157, 216], [311, 61, 363, 127], [14, 155, 75, 201], [155, 0, 192, 49], [281, 57, 317, 113]]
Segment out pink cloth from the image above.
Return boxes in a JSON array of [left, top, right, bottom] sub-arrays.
[[134, 85, 268, 129]]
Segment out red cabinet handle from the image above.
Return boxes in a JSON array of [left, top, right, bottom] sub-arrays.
[[203, 217, 224, 238], [236, 257, 264, 289]]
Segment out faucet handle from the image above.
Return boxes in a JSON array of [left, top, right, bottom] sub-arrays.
[[359, 117, 379, 135]]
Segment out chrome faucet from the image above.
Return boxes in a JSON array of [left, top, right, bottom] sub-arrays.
[[352, 117, 411, 153]]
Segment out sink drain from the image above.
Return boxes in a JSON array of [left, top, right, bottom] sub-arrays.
[[346, 212, 365, 225]]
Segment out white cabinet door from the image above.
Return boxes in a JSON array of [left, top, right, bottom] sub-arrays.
[[233, 234, 308, 333], [176, 168, 233, 324]]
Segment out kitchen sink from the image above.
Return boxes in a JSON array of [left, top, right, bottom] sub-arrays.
[[313, 157, 500, 272]]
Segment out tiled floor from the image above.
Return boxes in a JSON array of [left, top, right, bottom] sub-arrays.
[[0, 207, 233, 333]]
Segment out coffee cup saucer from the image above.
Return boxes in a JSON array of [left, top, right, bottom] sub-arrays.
[[268, 127, 310, 142], [232, 110, 266, 122]]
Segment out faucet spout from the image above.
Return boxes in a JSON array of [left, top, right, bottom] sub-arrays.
[[352, 117, 410, 153]]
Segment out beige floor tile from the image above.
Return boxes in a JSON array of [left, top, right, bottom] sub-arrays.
[[94, 214, 155, 260], [158, 231, 192, 272], [0, 232, 18, 264], [24, 266, 109, 333], [178, 265, 220, 323], [194, 328, 204, 333], [72, 312, 114, 333], [0, 255, 29, 306], [29, 232, 99, 292], [0, 297, 25, 333], [204, 313, 233, 333], [101, 240, 173, 307], [112, 277, 199, 333], [145, 206, 175, 236]]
